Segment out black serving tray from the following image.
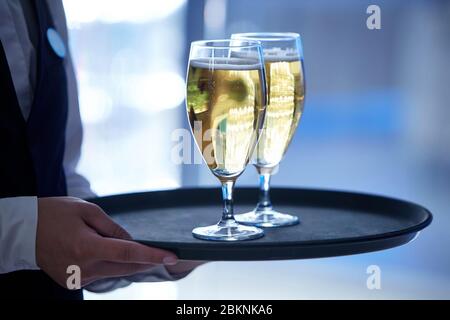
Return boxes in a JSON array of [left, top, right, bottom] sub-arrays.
[[89, 188, 432, 261]]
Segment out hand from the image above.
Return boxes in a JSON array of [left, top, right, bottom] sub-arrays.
[[36, 197, 178, 288], [165, 260, 206, 279], [84, 259, 206, 293]]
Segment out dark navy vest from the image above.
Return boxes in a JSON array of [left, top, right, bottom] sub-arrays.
[[0, 0, 82, 299]]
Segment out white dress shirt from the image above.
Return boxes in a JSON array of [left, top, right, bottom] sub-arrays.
[[0, 0, 181, 289]]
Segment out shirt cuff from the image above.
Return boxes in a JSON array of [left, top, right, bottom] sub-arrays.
[[0, 196, 39, 273]]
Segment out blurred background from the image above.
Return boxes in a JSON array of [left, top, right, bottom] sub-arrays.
[[62, 0, 450, 299]]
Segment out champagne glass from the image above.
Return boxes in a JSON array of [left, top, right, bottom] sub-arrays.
[[231, 33, 305, 227], [186, 39, 267, 241]]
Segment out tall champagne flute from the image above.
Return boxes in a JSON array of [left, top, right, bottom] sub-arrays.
[[186, 40, 267, 241], [231, 33, 305, 227]]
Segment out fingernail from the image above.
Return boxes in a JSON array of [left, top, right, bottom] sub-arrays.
[[163, 256, 178, 265]]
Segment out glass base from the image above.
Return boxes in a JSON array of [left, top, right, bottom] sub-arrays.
[[235, 209, 300, 228], [192, 219, 264, 241]]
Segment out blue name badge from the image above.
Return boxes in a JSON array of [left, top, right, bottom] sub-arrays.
[[46, 28, 66, 58]]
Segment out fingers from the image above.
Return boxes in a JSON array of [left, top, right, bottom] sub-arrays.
[[94, 237, 178, 265], [83, 260, 204, 286], [81, 202, 131, 240], [88, 262, 156, 280], [165, 260, 206, 275]]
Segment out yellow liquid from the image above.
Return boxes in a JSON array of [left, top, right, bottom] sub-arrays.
[[187, 59, 266, 181], [255, 59, 305, 168]]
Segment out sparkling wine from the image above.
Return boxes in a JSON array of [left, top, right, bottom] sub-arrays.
[[187, 58, 266, 181], [255, 57, 305, 169]]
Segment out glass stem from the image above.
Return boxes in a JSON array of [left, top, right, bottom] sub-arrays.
[[257, 173, 273, 212], [221, 180, 235, 221]]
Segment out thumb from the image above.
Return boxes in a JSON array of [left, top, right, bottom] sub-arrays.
[[82, 202, 132, 240]]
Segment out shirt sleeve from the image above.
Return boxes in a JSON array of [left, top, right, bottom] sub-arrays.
[[56, 0, 95, 199], [0, 196, 39, 273], [63, 47, 95, 199]]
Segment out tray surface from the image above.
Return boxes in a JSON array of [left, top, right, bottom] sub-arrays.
[[89, 188, 432, 261]]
